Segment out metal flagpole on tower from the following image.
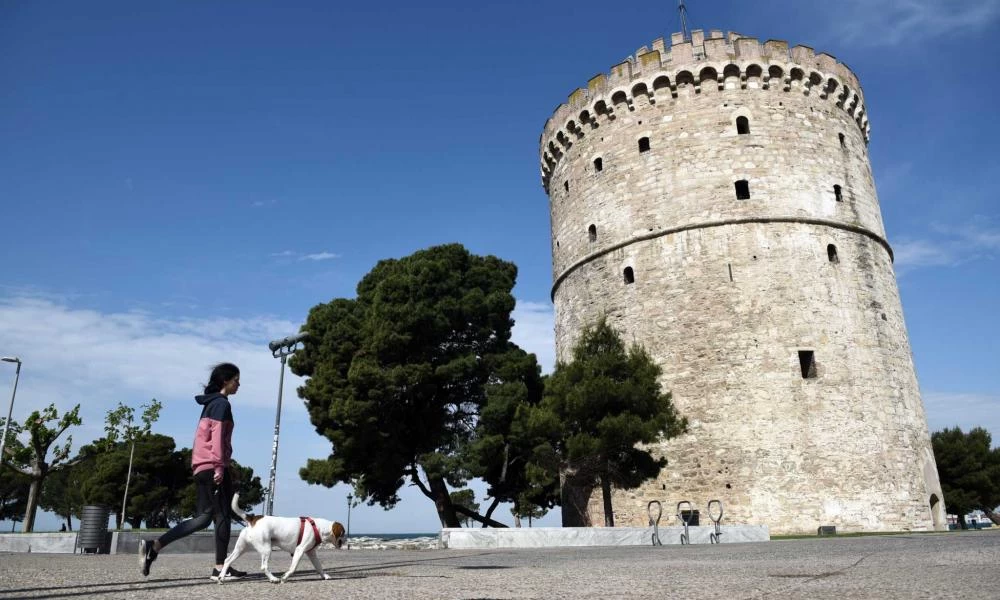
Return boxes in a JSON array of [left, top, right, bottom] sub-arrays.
[[678, 0, 690, 41]]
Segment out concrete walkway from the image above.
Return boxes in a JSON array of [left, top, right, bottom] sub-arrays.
[[0, 530, 996, 599]]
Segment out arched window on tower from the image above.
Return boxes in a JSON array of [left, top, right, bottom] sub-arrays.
[[839, 133, 846, 147], [588, 224, 597, 243], [834, 184, 843, 202], [736, 116, 750, 135], [594, 157, 603, 172], [827, 244, 839, 263], [638, 137, 650, 153], [735, 180, 750, 200], [564, 180, 569, 192], [623, 267, 635, 284]]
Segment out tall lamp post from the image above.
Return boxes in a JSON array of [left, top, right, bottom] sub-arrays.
[[346, 493, 353, 548], [0, 357, 22, 466], [265, 332, 308, 516]]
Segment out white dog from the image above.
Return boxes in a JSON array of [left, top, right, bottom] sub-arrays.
[[219, 492, 347, 584]]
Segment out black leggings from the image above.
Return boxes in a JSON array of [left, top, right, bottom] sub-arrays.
[[157, 469, 234, 564]]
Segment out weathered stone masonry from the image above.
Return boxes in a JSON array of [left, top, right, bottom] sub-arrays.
[[539, 29, 947, 534]]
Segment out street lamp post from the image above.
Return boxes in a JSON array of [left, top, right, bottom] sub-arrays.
[[0, 357, 22, 466], [265, 332, 308, 516], [346, 493, 353, 549]]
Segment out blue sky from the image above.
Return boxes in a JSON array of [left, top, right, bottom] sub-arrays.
[[1, 1, 998, 533]]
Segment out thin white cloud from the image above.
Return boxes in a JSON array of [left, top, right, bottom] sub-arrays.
[[269, 250, 341, 262], [894, 217, 999, 274], [299, 252, 341, 262], [923, 391, 1000, 448], [828, 0, 1000, 47], [511, 300, 555, 374]]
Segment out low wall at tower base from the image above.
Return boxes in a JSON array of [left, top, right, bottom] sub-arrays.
[[439, 525, 769, 549]]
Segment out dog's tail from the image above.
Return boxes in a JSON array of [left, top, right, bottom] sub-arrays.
[[230, 492, 248, 521]]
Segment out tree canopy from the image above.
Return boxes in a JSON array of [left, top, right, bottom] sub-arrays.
[[290, 243, 543, 527], [528, 317, 687, 526], [932, 426, 1000, 524]]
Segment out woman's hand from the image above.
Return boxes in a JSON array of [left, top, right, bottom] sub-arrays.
[[213, 471, 223, 485]]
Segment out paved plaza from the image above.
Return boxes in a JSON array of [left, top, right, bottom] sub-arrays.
[[1, 530, 997, 599]]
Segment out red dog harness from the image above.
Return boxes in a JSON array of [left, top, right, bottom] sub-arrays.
[[297, 517, 322, 552]]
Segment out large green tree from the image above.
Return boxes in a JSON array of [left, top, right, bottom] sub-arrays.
[[290, 243, 542, 528], [530, 318, 687, 527], [0, 404, 82, 532], [932, 426, 1000, 528], [462, 349, 560, 522]]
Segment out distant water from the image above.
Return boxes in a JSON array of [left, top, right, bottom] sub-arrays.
[[327, 533, 439, 550]]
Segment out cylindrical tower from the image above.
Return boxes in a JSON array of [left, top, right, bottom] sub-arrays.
[[540, 29, 946, 534]]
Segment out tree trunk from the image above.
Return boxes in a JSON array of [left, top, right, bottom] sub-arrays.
[[559, 465, 594, 527], [428, 476, 461, 528], [601, 474, 615, 527], [64, 515, 73, 532], [22, 477, 41, 533]]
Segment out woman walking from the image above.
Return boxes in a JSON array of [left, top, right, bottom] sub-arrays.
[[140, 362, 246, 581]]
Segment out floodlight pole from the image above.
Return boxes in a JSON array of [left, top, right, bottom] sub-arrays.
[[265, 332, 308, 516], [0, 357, 22, 467]]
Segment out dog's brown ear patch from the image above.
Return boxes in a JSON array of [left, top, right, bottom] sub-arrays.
[[332, 522, 345, 538], [247, 515, 265, 527]]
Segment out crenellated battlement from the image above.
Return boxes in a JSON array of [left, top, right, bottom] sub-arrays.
[[539, 29, 870, 190]]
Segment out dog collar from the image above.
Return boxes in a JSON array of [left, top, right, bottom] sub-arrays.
[[297, 517, 322, 551]]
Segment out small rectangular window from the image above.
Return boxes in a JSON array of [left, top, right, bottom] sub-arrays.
[[594, 157, 603, 172], [798, 351, 817, 379], [735, 180, 750, 200]]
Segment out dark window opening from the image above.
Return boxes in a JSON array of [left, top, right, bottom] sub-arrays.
[[798, 350, 817, 379], [564, 180, 569, 192], [735, 180, 750, 200], [588, 224, 597, 243], [736, 116, 750, 135], [594, 157, 603, 172], [839, 133, 846, 147], [624, 267, 635, 284], [638, 137, 650, 153], [828, 244, 839, 263], [834, 184, 843, 202]]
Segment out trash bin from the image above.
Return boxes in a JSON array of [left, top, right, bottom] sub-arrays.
[[78, 505, 110, 554], [680, 509, 700, 526]]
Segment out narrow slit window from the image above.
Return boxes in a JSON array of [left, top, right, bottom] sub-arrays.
[[798, 351, 817, 379], [594, 157, 603, 172], [564, 180, 569, 192], [588, 224, 597, 242], [623, 267, 635, 284], [838, 133, 846, 147], [827, 244, 839, 263], [638, 137, 650, 153], [735, 180, 750, 200], [834, 184, 843, 202], [736, 116, 750, 135]]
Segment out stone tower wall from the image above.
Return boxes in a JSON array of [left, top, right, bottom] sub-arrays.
[[540, 29, 946, 534]]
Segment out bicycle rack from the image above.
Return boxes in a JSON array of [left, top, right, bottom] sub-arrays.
[[647, 500, 663, 546], [708, 499, 724, 544], [676, 500, 694, 545]]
